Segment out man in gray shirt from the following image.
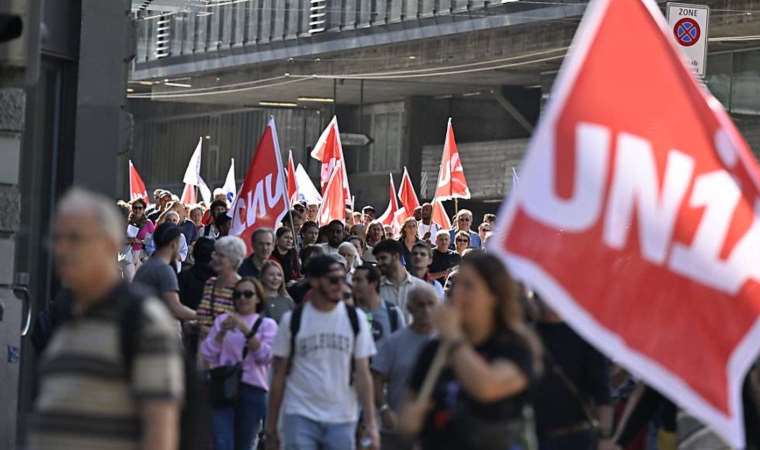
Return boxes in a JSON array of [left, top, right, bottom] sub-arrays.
[[134, 223, 196, 322], [353, 264, 405, 351], [371, 284, 437, 450]]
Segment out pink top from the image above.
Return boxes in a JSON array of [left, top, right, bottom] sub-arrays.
[[131, 220, 155, 251], [200, 312, 278, 391]]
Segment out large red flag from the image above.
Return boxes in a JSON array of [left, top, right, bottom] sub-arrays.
[[310, 116, 351, 199], [316, 161, 346, 226], [397, 166, 420, 221], [230, 117, 289, 253], [287, 150, 298, 205], [490, 0, 760, 446], [431, 199, 451, 231], [434, 118, 471, 200], [129, 160, 150, 203]]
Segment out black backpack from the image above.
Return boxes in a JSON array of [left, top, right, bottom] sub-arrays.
[[385, 301, 401, 333], [286, 302, 361, 384]]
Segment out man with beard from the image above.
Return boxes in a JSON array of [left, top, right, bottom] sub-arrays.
[[265, 255, 380, 450]]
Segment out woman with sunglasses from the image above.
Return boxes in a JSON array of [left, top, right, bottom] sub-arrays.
[[201, 277, 278, 450], [260, 260, 295, 324], [121, 198, 155, 280], [454, 231, 471, 256], [400, 252, 542, 450]]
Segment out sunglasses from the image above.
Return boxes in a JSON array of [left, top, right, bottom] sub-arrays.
[[232, 290, 256, 300], [456, 239, 469, 243], [342, 292, 352, 300]]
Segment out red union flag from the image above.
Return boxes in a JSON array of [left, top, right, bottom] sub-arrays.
[[397, 166, 420, 221], [317, 161, 347, 226], [311, 116, 351, 200], [434, 118, 471, 200], [287, 150, 298, 204], [230, 117, 289, 252], [490, 0, 760, 446], [128, 160, 150, 204]]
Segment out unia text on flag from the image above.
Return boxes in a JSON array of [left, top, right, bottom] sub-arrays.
[[316, 161, 347, 226], [397, 166, 421, 222], [230, 117, 289, 253], [434, 118, 471, 201], [310, 116, 351, 200], [129, 160, 150, 204], [182, 137, 212, 204], [221, 159, 237, 205], [287, 150, 298, 205], [489, 0, 760, 446]]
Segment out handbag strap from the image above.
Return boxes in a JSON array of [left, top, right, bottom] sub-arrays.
[[241, 316, 265, 361], [543, 348, 600, 430]]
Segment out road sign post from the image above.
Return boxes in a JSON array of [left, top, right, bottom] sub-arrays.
[[667, 3, 709, 77]]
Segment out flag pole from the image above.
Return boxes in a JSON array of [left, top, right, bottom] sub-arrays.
[[283, 165, 298, 243]]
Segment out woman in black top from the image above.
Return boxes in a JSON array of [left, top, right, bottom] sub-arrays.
[[401, 252, 542, 450], [398, 217, 420, 271]]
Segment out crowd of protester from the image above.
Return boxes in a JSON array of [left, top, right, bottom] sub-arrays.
[[28, 186, 760, 450]]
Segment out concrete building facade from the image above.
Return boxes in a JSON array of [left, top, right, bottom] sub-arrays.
[[126, 0, 760, 219]]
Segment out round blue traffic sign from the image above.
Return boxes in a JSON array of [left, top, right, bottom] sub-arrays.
[[674, 18, 700, 47]]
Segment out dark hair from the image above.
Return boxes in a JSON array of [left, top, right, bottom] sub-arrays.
[[250, 228, 274, 246], [301, 221, 319, 232], [209, 199, 228, 211], [276, 227, 293, 239], [459, 252, 543, 372], [300, 244, 324, 266], [215, 213, 231, 227], [306, 254, 343, 278], [192, 237, 215, 264], [282, 209, 303, 225], [154, 223, 182, 249], [355, 263, 381, 293], [233, 277, 266, 313], [372, 239, 403, 257], [412, 241, 432, 258], [483, 213, 496, 223], [327, 219, 344, 229]]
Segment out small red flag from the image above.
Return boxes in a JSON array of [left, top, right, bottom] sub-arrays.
[[287, 150, 298, 205], [397, 166, 420, 221], [129, 161, 150, 204], [378, 173, 401, 229], [310, 116, 351, 200], [431, 199, 451, 231], [317, 161, 347, 226], [434, 119, 471, 200]]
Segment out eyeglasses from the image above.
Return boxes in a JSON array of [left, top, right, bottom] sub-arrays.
[[342, 292, 352, 301], [456, 239, 469, 243], [232, 290, 256, 300]]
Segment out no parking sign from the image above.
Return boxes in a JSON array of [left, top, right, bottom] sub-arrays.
[[667, 3, 709, 77]]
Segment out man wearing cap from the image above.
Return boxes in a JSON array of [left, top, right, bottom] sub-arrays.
[[265, 255, 380, 450], [147, 190, 173, 223], [362, 206, 376, 226]]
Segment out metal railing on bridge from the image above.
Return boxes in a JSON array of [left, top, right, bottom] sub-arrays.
[[135, 0, 539, 64]]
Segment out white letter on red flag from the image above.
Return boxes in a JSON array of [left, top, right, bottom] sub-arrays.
[[230, 117, 289, 252], [490, 0, 760, 446], [434, 118, 471, 200]]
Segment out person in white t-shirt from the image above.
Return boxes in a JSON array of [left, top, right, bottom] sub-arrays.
[[416, 203, 439, 244], [265, 255, 380, 450]]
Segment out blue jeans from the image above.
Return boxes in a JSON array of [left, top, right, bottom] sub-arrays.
[[212, 383, 267, 450], [282, 414, 356, 450]]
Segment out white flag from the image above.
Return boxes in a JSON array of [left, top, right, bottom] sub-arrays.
[[183, 137, 212, 204], [222, 158, 237, 205], [294, 163, 322, 205]]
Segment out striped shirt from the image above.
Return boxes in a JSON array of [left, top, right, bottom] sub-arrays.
[[27, 282, 183, 450], [196, 277, 236, 330]]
